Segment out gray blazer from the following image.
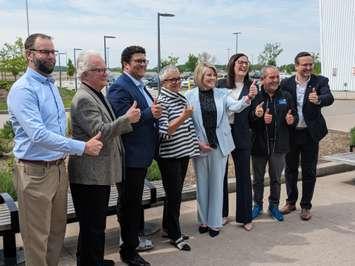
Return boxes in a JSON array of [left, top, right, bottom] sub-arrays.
[[68, 83, 132, 185]]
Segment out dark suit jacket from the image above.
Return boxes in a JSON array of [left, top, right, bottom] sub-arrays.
[[217, 78, 253, 150], [107, 73, 159, 168], [280, 74, 334, 142]]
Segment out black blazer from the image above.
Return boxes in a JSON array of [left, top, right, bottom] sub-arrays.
[[280, 74, 334, 143], [107, 73, 159, 168], [217, 78, 253, 150]]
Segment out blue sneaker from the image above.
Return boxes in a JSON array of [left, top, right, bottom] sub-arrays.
[[268, 206, 284, 221], [252, 204, 263, 219]]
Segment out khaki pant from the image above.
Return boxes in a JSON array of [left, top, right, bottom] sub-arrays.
[[14, 160, 68, 266]]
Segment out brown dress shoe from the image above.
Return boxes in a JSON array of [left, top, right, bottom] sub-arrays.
[[280, 203, 296, 214], [300, 208, 312, 221]]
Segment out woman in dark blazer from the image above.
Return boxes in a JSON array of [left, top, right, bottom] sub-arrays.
[[218, 53, 257, 231]]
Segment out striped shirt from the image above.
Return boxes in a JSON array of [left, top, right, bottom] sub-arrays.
[[158, 88, 200, 158]]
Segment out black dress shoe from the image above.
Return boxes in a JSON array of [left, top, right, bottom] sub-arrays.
[[103, 259, 115, 266], [198, 225, 208, 234], [121, 253, 151, 266], [208, 228, 220, 238]]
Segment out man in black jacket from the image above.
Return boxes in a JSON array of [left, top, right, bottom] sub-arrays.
[[280, 52, 334, 220], [250, 66, 298, 222]]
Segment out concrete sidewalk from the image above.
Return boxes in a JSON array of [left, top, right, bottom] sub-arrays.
[[59, 170, 355, 266]]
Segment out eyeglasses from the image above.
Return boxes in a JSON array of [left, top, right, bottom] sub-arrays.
[[164, 77, 181, 83], [236, 60, 250, 66], [29, 49, 58, 55], [132, 59, 149, 65], [88, 68, 108, 73]]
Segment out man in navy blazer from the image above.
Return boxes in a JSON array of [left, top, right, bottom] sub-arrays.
[[280, 52, 334, 221], [107, 46, 161, 266]]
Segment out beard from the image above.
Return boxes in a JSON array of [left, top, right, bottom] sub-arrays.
[[33, 57, 55, 75]]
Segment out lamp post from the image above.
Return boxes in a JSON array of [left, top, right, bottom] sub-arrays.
[[25, 0, 30, 36], [106, 47, 110, 68], [104, 35, 116, 65], [73, 48, 82, 91], [58, 52, 66, 89], [157, 12, 175, 92], [233, 32, 242, 54]]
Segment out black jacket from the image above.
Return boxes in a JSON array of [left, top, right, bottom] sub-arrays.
[[250, 87, 298, 156], [217, 78, 254, 150], [280, 74, 334, 143]]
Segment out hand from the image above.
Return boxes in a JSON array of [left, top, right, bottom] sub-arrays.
[[199, 142, 213, 153], [181, 105, 193, 119], [285, 109, 294, 125], [255, 101, 264, 118], [264, 108, 272, 124], [151, 98, 162, 119], [308, 87, 319, 104], [248, 80, 258, 99], [84, 132, 103, 156], [126, 101, 141, 123]]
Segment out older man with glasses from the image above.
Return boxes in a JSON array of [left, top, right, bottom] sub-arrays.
[[7, 33, 103, 266]]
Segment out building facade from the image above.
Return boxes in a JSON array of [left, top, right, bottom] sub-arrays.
[[319, 0, 355, 91]]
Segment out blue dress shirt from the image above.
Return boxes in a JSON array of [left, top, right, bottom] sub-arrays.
[[7, 68, 85, 160], [124, 72, 153, 106]]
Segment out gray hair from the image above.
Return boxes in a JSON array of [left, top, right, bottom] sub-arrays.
[[159, 65, 180, 81], [76, 50, 103, 79], [260, 65, 279, 78]]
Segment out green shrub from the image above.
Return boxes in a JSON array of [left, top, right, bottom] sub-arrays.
[[147, 160, 161, 181], [0, 120, 14, 139], [350, 127, 355, 146], [0, 80, 14, 91], [0, 157, 16, 200]]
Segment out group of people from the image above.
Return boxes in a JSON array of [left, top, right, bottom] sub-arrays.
[[7, 33, 334, 266]]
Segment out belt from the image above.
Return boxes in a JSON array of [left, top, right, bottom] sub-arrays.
[[19, 158, 65, 167]]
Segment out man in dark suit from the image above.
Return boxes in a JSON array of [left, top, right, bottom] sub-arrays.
[[107, 46, 161, 266], [280, 52, 334, 220]]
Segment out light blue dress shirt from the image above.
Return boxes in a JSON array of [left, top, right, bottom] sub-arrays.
[[7, 68, 85, 160], [124, 71, 153, 106]]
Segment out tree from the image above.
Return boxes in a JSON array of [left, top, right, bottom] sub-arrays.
[[258, 42, 283, 66], [0, 37, 27, 80], [66, 59, 75, 79], [312, 52, 321, 75], [161, 55, 179, 68], [198, 52, 216, 65], [279, 63, 295, 74], [183, 53, 198, 72]]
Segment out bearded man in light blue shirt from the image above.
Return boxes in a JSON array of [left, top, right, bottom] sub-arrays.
[[7, 33, 103, 266]]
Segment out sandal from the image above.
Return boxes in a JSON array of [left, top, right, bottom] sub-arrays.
[[171, 237, 191, 251]]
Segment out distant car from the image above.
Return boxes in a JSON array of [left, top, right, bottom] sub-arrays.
[[146, 76, 159, 89], [181, 77, 195, 88]]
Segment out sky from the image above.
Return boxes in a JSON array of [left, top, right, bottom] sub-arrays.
[[0, 0, 320, 68]]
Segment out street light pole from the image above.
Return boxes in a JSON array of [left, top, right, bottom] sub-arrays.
[[25, 0, 30, 36], [58, 52, 66, 89], [104, 35, 116, 65], [106, 47, 110, 68], [233, 32, 242, 54], [73, 48, 82, 91], [157, 12, 175, 92]]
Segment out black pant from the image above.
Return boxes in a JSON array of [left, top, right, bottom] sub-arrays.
[[158, 156, 189, 241], [285, 129, 319, 209], [252, 153, 285, 207], [222, 148, 252, 224], [119, 167, 147, 258], [70, 183, 110, 266]]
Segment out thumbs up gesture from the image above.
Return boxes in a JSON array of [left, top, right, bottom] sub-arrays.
[[151, 98, 162, 118], [84, 131, 103, 156], [181, 105, 193, 119], [126, 100, 141, 123], [308, 87, 319, 104], [264, 108, 272, 124], [285, 109, 294, 125], [248, 80, 258, 99], [255, 101, 264, 118]]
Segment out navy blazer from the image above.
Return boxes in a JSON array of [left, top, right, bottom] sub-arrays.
[[107, 73, 159, 168], [280, 74, 334, 142], [217, 78, 253, 150]]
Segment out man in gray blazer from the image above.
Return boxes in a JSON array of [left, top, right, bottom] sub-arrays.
[[68, 51, 141, 266]]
